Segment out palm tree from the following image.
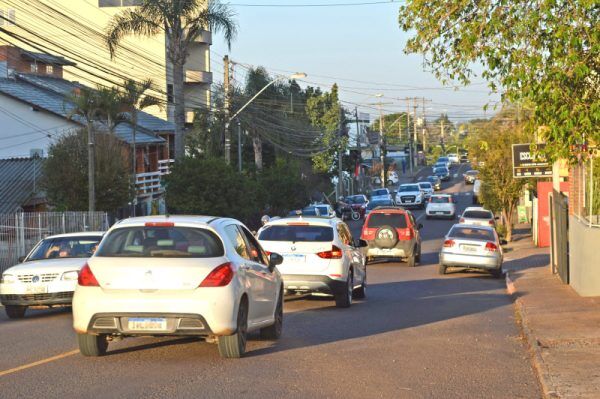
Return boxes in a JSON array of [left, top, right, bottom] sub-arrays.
[[65, 87, 103, 213], [96, 85, 128, 134], [121, 78, 162, 215], [106, 0, 237, 160]]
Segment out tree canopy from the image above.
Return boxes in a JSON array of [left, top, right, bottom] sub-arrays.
[[399, 1, 599, 161]]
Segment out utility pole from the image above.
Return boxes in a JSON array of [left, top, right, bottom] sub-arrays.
[[355, 107, 362, 190], [237, 119, 242, 173], [378, 103, 385, 188], [406, 98, 413, 176], [413, 99, 418, 169], [223, 55, 231, 165], [338, 107, 345, 199], [421, 97, 428, 155], [87, 121, 95, 213]]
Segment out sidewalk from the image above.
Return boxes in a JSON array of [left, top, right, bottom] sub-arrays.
[[504, 225, 600, 398]]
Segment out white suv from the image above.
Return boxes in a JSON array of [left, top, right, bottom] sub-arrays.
[[395, 183, 425, 209], [257, 217, 367, 308], [0, 232, 104, 319], [72, 216, 283, 359]]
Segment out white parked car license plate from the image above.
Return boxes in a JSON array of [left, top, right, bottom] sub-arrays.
[[25, 285, 47, 294], [128, 318, 167, 331]]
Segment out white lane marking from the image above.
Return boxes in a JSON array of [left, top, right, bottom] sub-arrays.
[[0, 350, 79, 378]]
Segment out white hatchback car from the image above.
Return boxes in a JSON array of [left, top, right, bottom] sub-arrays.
[[0, 232, 103, 319], [460, 207, 497, 227], [257, 217, 367, 308], [426, 194, 457, 219], [72, 216, 283, 358]]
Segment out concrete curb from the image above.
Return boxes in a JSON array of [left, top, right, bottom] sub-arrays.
[[506, 271, 560, 398]]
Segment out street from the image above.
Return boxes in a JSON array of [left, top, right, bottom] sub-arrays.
[[0, 165, 540, 398]]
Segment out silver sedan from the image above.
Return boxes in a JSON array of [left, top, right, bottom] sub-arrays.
[[438, 224, 505, 278]]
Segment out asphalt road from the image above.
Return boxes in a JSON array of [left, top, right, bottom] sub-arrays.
[[0, 164, 540, 398]]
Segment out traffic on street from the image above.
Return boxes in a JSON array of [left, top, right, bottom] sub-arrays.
[[0, 163, 540, 398]]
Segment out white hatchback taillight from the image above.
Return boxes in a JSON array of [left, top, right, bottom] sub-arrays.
[[485, 242, 499, 252], [78, 263, 99, 287], [443, 239, 455, 248], [199, 263, 234, 287]]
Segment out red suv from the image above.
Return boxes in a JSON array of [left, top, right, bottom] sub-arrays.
[[360, 206, 422, 267]]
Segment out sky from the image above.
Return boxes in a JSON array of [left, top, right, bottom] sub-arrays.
[[211, 0, 501, 125]]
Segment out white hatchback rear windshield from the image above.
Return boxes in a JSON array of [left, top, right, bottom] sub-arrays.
[[259, 225, 333, 242], [96, 227, 224, 258]]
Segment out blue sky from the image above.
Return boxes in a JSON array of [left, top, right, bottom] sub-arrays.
[[211, 1, 500, 124]]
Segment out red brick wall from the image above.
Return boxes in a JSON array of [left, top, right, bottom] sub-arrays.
[[0, 45, 65, 78]]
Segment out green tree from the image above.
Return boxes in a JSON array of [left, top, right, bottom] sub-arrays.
[[43, 130, 130, 212], [106, 0, 237, 160], [466, 107, 533, 241], [306, 84, 346, 173], [398, 1, 599, 161], [257, 158, 309, 217]]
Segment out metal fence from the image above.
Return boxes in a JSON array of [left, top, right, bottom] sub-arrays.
[[0, 211, 109, 273]]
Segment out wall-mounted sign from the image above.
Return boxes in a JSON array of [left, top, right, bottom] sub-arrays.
[[512, 143, 552, 178]]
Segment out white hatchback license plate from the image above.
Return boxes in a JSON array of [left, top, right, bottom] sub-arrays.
[[25, 285, 47, 294], [128, 318, 167, 331]]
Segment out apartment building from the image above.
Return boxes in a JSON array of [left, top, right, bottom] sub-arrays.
[[0, 0, 212, 122]]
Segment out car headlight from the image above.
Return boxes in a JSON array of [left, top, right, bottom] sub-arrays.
[[1, 274, 16, 284], [61, 271, 79, 281]]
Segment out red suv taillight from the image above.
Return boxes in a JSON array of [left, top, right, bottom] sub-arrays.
[[199, 263, 234, 287], [485, 242, 499, 252], [78, 263, 99, 287], [443, 239, 455, 248], [317, 245, 343, 259]]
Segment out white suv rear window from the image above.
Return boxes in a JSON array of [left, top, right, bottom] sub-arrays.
[[259, 225, 333, 242], [96, 227, 224, 258]]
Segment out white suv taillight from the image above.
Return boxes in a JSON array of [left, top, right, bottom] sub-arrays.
[[317, 245, 343, 259], [199, 263, 234, 287]]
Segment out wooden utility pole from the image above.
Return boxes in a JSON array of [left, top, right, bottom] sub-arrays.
[[412, 99, 418, 168], [223, 55, 231, 164], [378, 103, 385, 188], [406, 98, 413, 175]]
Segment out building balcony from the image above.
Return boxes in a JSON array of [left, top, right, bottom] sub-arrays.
[[185, 70, 213, 84], [135, 159, 174, 198], [193, 30, 212, 44]]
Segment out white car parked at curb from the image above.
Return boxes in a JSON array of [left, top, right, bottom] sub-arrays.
[[0, 232, 103, 319], [72, 216, 284, 359]]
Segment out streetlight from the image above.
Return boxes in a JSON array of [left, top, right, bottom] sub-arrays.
[[225, 72, 307, 172]]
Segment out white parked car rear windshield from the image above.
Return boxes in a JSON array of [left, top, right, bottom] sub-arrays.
[[463, 210, 493, 219], [96, 227, 224, 258], [449, 227, 495, 241], [259, 225, 334, 242], [367, 213, 408, 228], [28, 236, 102, 260], [430, 196, 450, 203]]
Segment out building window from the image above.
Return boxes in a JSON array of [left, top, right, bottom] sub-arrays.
[[46, 65, 53, 74], [30, 63, 38, 73], [167, 84, 174, 103]]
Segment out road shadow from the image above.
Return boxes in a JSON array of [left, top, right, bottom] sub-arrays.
[[503, 254, 550, 283], [0, 306, 71, 323], [247, 276, 509, 357]]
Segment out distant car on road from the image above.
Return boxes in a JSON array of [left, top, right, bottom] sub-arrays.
[[72, 216, 284, 358], [369, 188, 393, 202], [0, 232, 104, 319], [257, 216, 367, 308], [346, 194, 369, 220], [313, 204, 336, 218], [426, 175, 442, 190], [438, 224, 505, 278], [395, 183, 426, 209], [365, 199, 395, 215], [434, 166, 451, 181], [360, 206, 422, 267], [460, 207, 497, 227], [426, 194, 457, 219], [447, 153, 459, 165], [437, 157, 451, 168], [463, 170, 479, 184], [417, 181, 434, 200]]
